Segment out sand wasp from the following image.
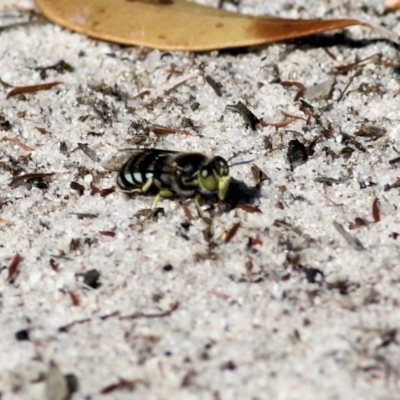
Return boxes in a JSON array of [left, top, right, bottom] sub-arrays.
[[102, 149, 232, 222]]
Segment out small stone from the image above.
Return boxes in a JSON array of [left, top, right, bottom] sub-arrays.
[[15, 329, 29, 341], [83, 269, 101, 289], [304, 77, 335, 102]]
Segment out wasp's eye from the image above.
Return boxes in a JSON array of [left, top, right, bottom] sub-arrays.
[[212, 156, 229, 177]]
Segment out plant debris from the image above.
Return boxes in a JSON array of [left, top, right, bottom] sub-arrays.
[[76, 143, 99, 162], [6, 253, 22, 283], [90, 182, 115, 196], [333, 221, 364, 251], [119, 302, 179, 320], [226, 102, 259, 130], [2, 136, 34, 151], [299, 265, 324, 284], [35, 60, 74, 79], [205, 75, 222, 97], [34, 0, 378, 51], [224, 222, 241, 243], [287, 139, 308, 167], [251, 164, 269, 189], [235, 203, 261, 213], [70, 181, 85, 195], [6, 81, 62, 99], [372, 198, 380, 223], [9, 172, 55, 188], [100, 379, 144, 394], [82, 269, 101, 289]]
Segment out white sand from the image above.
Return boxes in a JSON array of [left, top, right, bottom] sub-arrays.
[[1, 0, 400, 399]]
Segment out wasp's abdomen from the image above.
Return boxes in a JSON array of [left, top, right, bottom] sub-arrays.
[[117, 170, 154, 190]]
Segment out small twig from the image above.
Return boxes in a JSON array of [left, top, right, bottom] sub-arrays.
[[6, 81, 62, 99], [164, 76, 195, 95], [9, 172, 55, 188], [2, 137, 34, 151], [260, 116, 296, 129], [337, 70, 362, 102], [150, 124, 191, 136], [281, 80, 306, 100], [333, 53, 379, 75], [333, 221, 364, 250], [119, 302, 179, 320], [323, 47, 337, 60], [179, 201, 193, 219], [100, 379, 145, 394], [280, 111, 307, 122]]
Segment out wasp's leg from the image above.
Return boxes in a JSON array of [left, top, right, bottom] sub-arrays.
[[117, 187, 142, 194], [117, 177, 154, 194], [141, 188, 175, 223], [194, 194, 212, 225], [141, 177, 155, 193]]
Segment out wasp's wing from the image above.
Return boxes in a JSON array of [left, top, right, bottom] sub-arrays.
[[101, 149, 142, 171]]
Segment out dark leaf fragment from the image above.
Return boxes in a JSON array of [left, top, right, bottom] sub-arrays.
[[72, 213, 98, 219], [226, 101, 259, 130], [299, 265, 324, 284], [35, 60, 74, 75], [77, 143, 99, 162], [70, 181, 85, 194], [389, 156, 400, 165], [287, 139, 308, 167], [251, 164, 268, 188], [205, 75, 222, 97]]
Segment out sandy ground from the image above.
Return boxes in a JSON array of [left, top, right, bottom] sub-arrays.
[[1, 0, 400, 399]]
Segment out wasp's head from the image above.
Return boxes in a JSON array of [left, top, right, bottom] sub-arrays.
[[199, 156, 230, 200]]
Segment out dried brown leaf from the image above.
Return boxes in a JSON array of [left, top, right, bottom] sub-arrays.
[[386, 0, 400, 9], [35, 0, 372, 51]]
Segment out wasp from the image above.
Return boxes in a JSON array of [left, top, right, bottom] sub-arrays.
[[102, 149, 231, 222]]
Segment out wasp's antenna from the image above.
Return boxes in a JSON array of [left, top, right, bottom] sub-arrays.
[[226, 152, 240, 164], [229, 159, 255, 168]]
